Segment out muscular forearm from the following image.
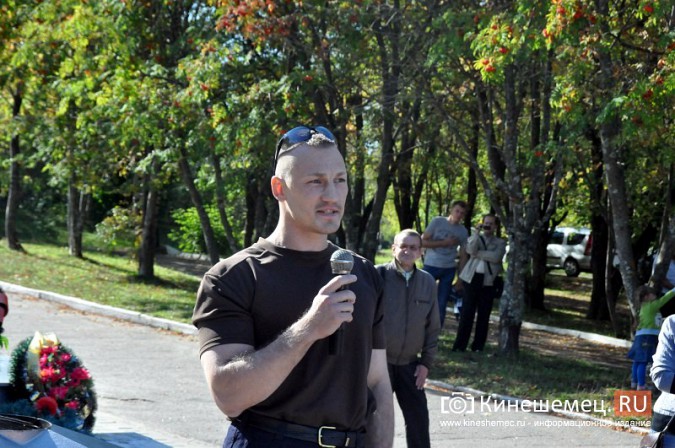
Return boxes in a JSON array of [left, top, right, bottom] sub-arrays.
[[204, 314, 318, 417]]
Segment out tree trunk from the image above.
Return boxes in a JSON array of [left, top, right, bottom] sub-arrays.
[[361, 8, 400, 261], [587, 214, 610, 320], [5, 90, 23, 252], [499, 230, 528, 357], [67, 176, 83, 258], [344, 95, 366, 251], [211, 151, 240, 255], [596, 0, 639, 317], [177, 149, 220, 266], [527, 227, 548, 310], [498, 65, 524, 356], [138, 179, 159, 280], [604, 226, 621, 335], [245, 173, 258, 247], [392, 98, 421, 230], [586, 127, 610, 320], [465, 118, 479, 228], [526, 54, 550, 311]]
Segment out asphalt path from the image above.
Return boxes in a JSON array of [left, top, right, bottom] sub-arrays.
[[2, 290, 644, 447]]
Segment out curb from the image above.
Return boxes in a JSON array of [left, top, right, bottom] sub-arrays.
[[488, 314, 632, 348]]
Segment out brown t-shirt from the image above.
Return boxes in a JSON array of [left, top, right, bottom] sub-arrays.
[[192, 238, 386, 431]]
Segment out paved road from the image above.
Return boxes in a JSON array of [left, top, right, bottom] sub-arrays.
[[3, 290, 643, 447]]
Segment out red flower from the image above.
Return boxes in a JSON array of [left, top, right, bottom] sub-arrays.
[[65, 401, 79, 410], [49, 386, 70, 400], [36, 397, 59, 416], [41, 346, 57, 355], [59, 353, 72, 363], [644, 5, 653, 14], [71, 367, 91, 381]]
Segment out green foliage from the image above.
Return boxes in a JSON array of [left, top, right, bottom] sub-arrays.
[[168, 206, 230, 255], [95, 205, 141, 252]]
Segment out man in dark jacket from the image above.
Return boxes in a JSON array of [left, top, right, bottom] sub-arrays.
[[377, 229, 440, 448]]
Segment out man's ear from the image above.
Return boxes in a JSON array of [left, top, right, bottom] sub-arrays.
[[270, 176, 285, 200]]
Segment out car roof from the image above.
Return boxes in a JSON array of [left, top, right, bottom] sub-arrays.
[[554, 227, 591, 234]]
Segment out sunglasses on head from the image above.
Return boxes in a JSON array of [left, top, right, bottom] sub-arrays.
[[273, 125, 336, 172]]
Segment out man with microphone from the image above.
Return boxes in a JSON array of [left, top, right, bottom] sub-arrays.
[[192, 125, 394, 447]]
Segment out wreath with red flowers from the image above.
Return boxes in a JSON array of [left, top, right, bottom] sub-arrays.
[[0, 334, 97, 433]]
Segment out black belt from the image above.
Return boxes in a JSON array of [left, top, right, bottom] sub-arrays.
[[233, 412, 365, 447]]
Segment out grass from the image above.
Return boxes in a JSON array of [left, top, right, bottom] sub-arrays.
[[0, 242, 199, 323], [531, 271, 633, 339], [2, 240, 638, 422]]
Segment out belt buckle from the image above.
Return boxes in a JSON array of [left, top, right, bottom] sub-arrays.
[[318, 426, 337, 448]]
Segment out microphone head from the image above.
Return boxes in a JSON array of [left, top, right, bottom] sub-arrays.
[[330, 249, 354, 275]]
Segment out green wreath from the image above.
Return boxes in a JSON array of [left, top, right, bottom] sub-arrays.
[[0, 335, 97, 433]]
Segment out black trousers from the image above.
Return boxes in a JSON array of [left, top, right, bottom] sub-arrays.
[[452, 274, 495, 352], [388, 362, 430, 448], [652, 412, 675, 434]]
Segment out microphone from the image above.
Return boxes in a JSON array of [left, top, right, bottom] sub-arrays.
[[328, 249, 354, 356]]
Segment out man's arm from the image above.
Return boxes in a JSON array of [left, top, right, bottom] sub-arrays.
[[422, 231, 458, 249], [652, 316, 675, 393], [365, 349, 394, 448], [419, 288, 440, 382], [200, 274, 356, 417]]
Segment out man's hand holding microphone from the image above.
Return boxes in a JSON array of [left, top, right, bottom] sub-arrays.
[[297, 250, 356, 355]]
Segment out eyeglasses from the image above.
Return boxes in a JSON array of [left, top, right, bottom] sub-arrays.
[[395, 244, 420, 252], [273, 125, 336, 172]]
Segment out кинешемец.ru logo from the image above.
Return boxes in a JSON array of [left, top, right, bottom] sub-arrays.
[[614, 390, 651, 417]]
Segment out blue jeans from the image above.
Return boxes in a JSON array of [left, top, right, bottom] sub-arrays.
[[632, 362, 648, 388], [223, 424, 319, 447], [422, 265, 456, 327]]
